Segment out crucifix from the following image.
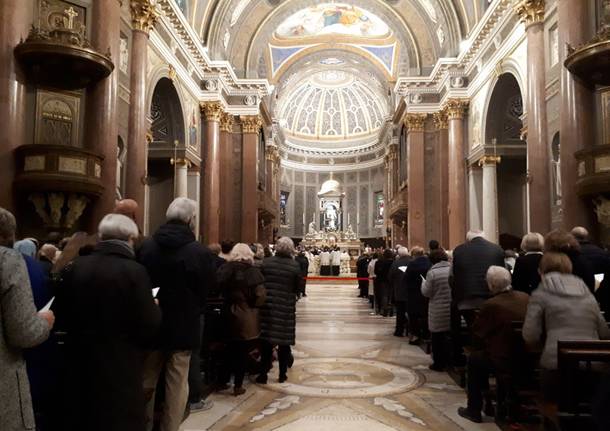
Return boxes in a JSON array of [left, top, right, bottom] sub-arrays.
[[64, 6, 78, 30]]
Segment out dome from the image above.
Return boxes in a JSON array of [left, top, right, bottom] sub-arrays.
[[278, 70, 388, 140], [318, 178, 343, 196]]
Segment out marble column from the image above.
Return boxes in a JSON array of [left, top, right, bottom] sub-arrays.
[[405, 114, 427, 248], [219, 112, 235, 241], [187, 165, 200, 239], [446, 99, 469, 249], [200, 102, 222, 244], [241, 115, 262, 243], [468, 165, 483, 231], [433, 111, 449, 248], [0, 0, 31, 210], [126, 1, 158, 228], [173, 159, 189, 198], [84, 0, 122, 226], [480, 156, 501, 243], [516, 0, 551, 234], [558, 0, 595, 230]]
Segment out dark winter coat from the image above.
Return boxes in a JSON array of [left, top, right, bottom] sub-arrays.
[[579, 241, 610, 275], [218, 261, 266, 340], [55, 240, 161, 431], [356, 255, 370, 278], [260, 254, 302, 346], [512, 252, 543, 295], [390, 256, 412, 302], [566, 249, 596, 292], [403, 255, 432, 318], [295, 254, 310, 277], [138, 221, 216, 350], [450, 237, 505, 304]]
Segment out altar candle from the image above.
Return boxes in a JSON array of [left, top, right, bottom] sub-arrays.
[[302, 213, 305, 224], [348, 214, 350, 225]]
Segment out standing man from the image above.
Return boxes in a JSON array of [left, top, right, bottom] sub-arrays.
[[390, 247, 411, 336], [331, 247, 341, 276], [356, 251, 371, 298], [138, 198, 216, 431], [320, 248, 331, 276]]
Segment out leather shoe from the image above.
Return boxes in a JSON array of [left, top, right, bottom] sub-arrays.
[[457, 407, 482, 423]]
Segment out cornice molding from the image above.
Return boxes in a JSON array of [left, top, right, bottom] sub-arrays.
[[130, 0, 159, 34]]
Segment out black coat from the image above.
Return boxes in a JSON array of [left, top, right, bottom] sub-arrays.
[[512, 253, 542, 295], [356, 256, 370, 278], [579, 241, 610, 275], [450, 237, 505, 304], [138, 221, 216, 350], [260, 254, 302, 346], [55, 241, 161, 431], [390, 256, 412, 301], [295, 254, 309, 277], [567, 250, 596, 292], [403, 256, 432, 318]]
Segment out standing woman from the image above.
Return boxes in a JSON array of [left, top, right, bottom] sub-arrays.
[[257, 237, 302, 384], [217, 243, 266, 396], [374, 249, 395, 317]]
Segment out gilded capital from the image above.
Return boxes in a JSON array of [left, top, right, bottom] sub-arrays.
[[432, 110, 448, 130], [241, 115, 263, 134], [200, 101, 223, 122], [444, 99, 469, 120], [478, 155, 502, 166], [404, 114, 427, 132], [219, 111, 234, 132], [130, 0, 159, 34], [515, 0, 545, 26]]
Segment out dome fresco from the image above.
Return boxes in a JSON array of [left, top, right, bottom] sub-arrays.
[[278, 70, 388, 139]]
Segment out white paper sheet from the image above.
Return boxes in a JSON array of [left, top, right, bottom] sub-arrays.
[[398, 266, 408, 273], [41, 297, 55, 312], [152, 287, 160, 298]]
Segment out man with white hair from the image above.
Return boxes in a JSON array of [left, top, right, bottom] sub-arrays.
[[457, 266, 529, 423], [389, 246, 411, 336], [138, 198, 217, 431]]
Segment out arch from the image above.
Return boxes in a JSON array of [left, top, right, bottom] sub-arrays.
[[483, 73, 524, 147], [149, 77, 186, 148]]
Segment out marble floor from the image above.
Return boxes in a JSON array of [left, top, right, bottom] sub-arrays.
[[180, 283, 501, 431]]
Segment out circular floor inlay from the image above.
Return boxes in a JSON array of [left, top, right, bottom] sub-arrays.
[[259, 357, 423, 398]]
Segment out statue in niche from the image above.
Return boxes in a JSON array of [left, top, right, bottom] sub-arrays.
[[324, 203, 338, 231], [551, 135, 562, 205], [308, 221, 317, 234]]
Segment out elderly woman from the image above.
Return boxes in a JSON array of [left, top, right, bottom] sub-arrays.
[[217, 243, 265, 396], [512, 232, 544, 295], [457, 266, 529, 423], [544, 230, 595, 292], [0, 208, 54, 431], [523, 252, 610, 406], [421, 249, 452, 371], [256, 237, 302, 384], [55, 214, 161, 431]]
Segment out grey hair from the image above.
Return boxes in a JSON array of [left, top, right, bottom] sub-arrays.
[[275, 236, 295, 257], [486, 265, 512, 295], [521, 232, 544, 252], [98, 213, 139, 241], [230, 243, 254, 264], [467, 230, 485, 241], [571, 226, 589, 241], [0, 207, 16, 246], [397, 246, 409, 257], [166, 197, 197, 231]]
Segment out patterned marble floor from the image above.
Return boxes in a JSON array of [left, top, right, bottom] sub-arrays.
[[180, 283, 501, 431]]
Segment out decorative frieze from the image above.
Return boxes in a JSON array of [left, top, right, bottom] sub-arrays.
[[404, 114, 427, 132], [514, 0, 545, 26], [444, 99, 469, 120], [130, 0, 159, 34], [241, 115, 262, 134], [200, 101, 223, 122]]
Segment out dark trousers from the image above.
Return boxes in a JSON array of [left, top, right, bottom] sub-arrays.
[[320, 265, 330, 276], [188, 316, 204, 403], [259, 340, 292, 378], [430, 331, 450, 368], [395, 301, 408, 335], [466, 351, 494, 412], [219, 340, 251, 388], [331, 265, 340, 276], [451, 305, 478, 364], [358, 280, 369, 297]]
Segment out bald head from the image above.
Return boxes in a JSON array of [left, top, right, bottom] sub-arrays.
[[114, 199, 139, 221], [571, 226, 589, 242]]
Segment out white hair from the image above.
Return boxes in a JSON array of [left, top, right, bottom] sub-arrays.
[[230, 243, 254, 264], [275, 236, 295, 256], [98, 213, 139, 241], [521, 232, 544, 252], [166, 197, 197, 231], [467, 230, 485, 241], [571, 226, 589, 241], [486, 265, 512, 295], [397, 246, 409, 257]]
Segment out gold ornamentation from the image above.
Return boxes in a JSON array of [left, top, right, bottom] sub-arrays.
[[404, 114, 427, 132], [241, 115, 263, 134], [168, 64, 176, 81], [170, 158, 192, 168], [220, 111, 234, 132], [432, 110, 448, 130], [444, 99, 469, 120], [130, 0, 159, 34], [200, 101, 223, 122], [478, 155, 502, 166], [65, 194, 89, 228], [515, 0, 545, 26]]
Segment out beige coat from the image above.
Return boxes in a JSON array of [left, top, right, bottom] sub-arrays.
[[0, 247, 51, 431]]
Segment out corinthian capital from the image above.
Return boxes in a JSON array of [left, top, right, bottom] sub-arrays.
[[200, 101, 223, 122], [241, 115, 262, 134], [444, 99, 469, 120], [432, 110, 448, 130], [219, 111, 234, 132], [404, 114, 427, 132], [130, 0, 159, 34], [515, 0, 545, 26]]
